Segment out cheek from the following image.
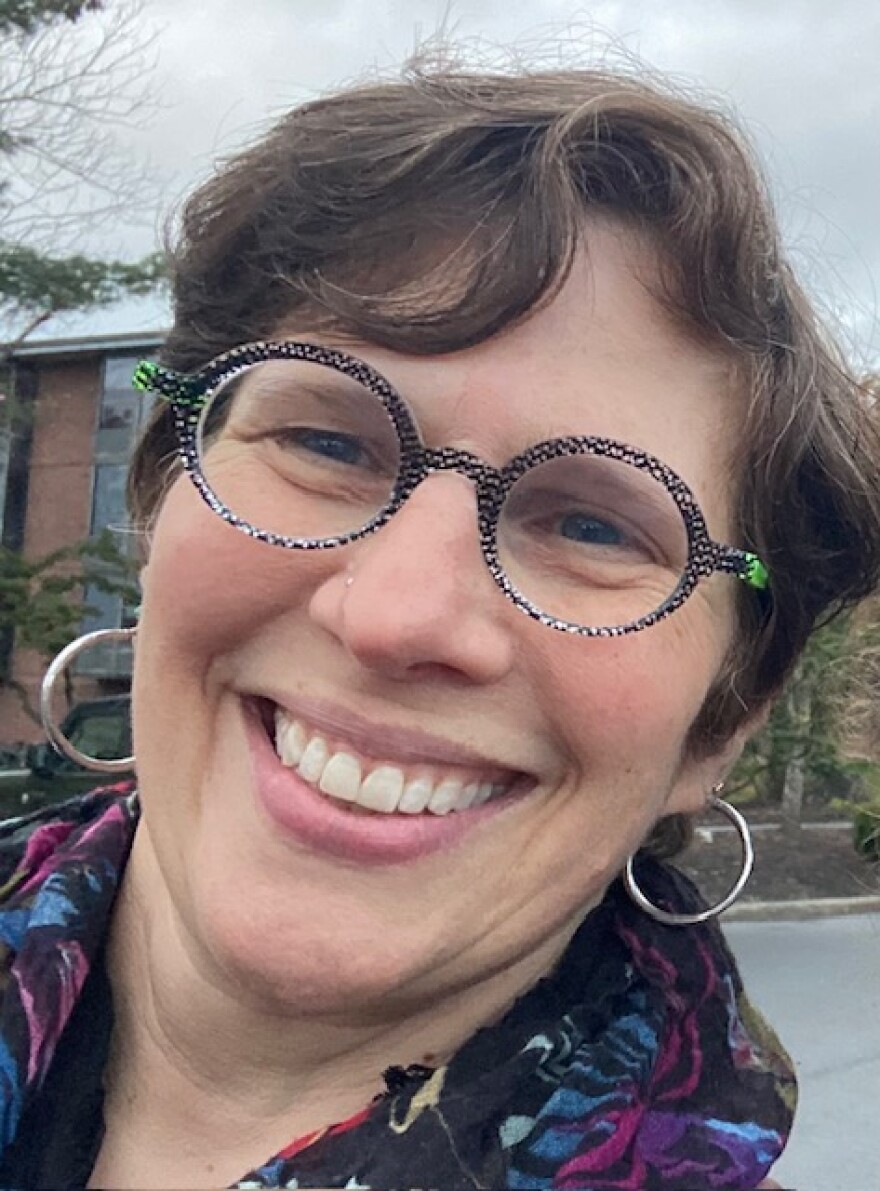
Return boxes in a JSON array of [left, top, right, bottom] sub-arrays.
[[140, 480, 332, 656], [530, 615, 728, 763]]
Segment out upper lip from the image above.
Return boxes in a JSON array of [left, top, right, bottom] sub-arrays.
[[253, 691, 527, 777]]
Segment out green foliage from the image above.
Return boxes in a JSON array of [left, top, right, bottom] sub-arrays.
[[852, 802, 880, 862], [0, 529, 138, 666], [0, 244, 165, 320], [729, 611, 880, 807], [831, 765, 880, 864], [0, 0, 103, 36]]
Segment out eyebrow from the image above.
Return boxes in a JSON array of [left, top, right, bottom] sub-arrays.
[[236, 371, 387, 417]]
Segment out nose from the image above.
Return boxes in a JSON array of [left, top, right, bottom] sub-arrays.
[[308, 474, 516, 684]]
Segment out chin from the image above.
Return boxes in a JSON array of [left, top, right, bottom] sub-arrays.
[[189, 871, 442, 1016]]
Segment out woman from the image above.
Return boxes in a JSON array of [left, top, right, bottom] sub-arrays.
[[0, 61, 877, 1189]]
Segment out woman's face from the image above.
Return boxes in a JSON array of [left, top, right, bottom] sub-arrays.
[[134, 225, 744, 1015]]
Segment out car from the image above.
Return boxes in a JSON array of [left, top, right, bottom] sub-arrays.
[[0, 695, 133, 820]]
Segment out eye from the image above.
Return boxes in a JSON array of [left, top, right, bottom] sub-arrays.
[[280, 428, 371, 468], [558, 512, 626, 547]]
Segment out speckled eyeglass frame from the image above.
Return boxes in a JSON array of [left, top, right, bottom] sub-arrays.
[[133, 340, 770, 639]]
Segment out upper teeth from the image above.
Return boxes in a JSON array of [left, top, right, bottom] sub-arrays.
[[273, 710, 504, 815]]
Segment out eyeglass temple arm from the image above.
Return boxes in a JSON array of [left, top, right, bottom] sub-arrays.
[[133, 360, 208, 409], [717, 547, 770, 591]]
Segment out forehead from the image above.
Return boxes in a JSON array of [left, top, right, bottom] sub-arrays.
[[279, 223, 741, 522]]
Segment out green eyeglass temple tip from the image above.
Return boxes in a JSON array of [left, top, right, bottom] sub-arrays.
[[742, 553, 770, 591], [132, 360, 160, 392], [133, 360, 205, 408]]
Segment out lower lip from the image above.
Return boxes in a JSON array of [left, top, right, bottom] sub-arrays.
[[244, 703, 518, 865]]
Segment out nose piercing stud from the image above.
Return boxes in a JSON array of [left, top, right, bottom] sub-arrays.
[[345, 576, 355, 588]]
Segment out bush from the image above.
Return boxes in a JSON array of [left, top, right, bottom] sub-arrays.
[[853, 802, 880, 863], [729, 610, 880, 814]]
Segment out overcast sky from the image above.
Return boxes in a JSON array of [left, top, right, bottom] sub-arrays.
[[29, 0, 880, 365]]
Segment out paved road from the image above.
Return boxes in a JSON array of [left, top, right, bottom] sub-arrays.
[[725, 913, 880, 1191]]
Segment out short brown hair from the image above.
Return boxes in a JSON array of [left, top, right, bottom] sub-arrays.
[[130, 61, 880, 782]]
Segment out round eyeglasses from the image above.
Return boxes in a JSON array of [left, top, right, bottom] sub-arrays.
[[133, 342, 769, 638]]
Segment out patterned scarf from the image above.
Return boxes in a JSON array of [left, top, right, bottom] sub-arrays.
[[0, 789, 795, 1189]]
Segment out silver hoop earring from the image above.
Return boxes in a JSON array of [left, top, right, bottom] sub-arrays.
[[623, 789, 754, 926], [41, 628, 136, 773]]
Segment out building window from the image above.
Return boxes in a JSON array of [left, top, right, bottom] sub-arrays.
[[78, 352, 156, 677]]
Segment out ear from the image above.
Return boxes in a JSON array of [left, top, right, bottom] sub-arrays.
[[138, 550, 153, 594], [664, 703, 771, 816], [711, 702, 772, 783]]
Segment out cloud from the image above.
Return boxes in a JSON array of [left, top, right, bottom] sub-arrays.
[[96, 0, 880, 362]]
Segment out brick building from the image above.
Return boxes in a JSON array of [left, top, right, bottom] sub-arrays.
[[0, 327, 163, 743]]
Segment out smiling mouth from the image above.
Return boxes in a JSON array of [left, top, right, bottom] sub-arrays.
[[264, 703, 520, 816]]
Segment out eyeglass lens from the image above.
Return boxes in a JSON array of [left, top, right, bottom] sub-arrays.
[[196, 359, 690, 631]]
